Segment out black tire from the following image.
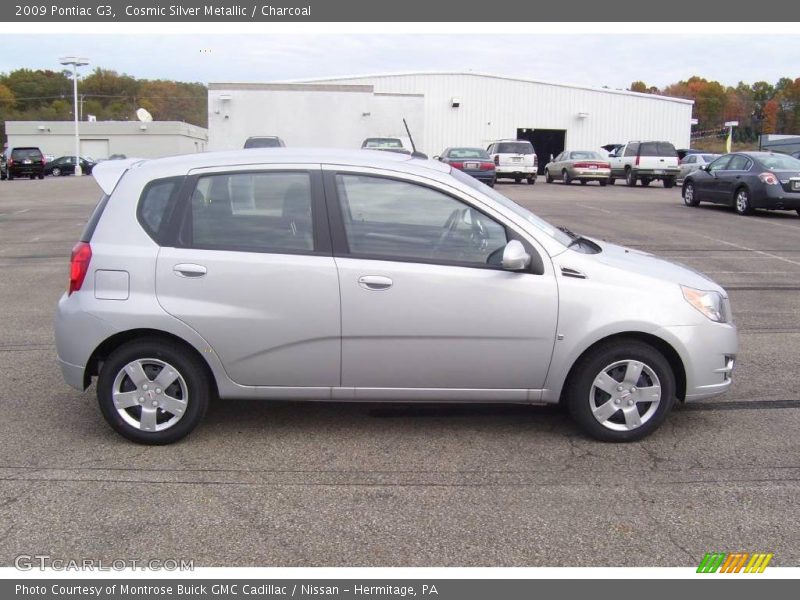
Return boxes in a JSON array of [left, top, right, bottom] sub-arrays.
[[734, 187, 754, 215], [599, 180, 608, 187], [640, 178, 651, 187], [565, 339, 676, 442], [29, 174, 35, 180], [51, 167, 61, 177], [608, 178, 615, 185], [625, 168, 636, 187], [97, 338, 211, 444], [527, 176, 535, 185], [514, 176, 521, 184], [488, 178, 496, 188], [545, 169, 553, 183], [683, 181, 699, 206], [6, 173, 12, 180], [562, 170, 572, 185], [796, 209, 800, 217], [663, 178, 675, 189], [38, 173, 45, 179]]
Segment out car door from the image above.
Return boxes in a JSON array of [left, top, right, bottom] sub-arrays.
[[702, 155, 733, 203], [679, 155, 696, 179], [155, 166, 341, 388], [324, 168, 558, 398], [718, 155, 752, 203]]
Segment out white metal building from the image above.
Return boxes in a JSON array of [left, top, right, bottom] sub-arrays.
[[208, 72, 694, 165], [5, 121, 209, 160]]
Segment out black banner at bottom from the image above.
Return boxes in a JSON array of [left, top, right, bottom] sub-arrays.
[[4, 579, 796, 600]]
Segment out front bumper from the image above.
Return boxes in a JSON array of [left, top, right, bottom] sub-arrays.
[[656, 321, 738, 401]]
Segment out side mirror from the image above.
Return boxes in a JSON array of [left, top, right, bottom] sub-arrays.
[[433, 155, 440, 160], [501, 240, 531, 272]]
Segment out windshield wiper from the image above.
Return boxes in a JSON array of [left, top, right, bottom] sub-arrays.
[[557, 225, 578, 238]]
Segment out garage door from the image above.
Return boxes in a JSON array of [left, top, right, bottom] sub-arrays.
[[80, 139, 110, 160]]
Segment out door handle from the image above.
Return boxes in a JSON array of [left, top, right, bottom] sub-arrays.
[[358, 275, 393, 291], [173, 263, 207, 278]]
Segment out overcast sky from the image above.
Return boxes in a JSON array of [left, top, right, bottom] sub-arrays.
[[1, 34, 797, 90]]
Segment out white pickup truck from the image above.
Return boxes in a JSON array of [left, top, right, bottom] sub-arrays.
[[608, 141, 680, 188]]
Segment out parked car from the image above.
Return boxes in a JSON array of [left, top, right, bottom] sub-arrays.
[[56, 150, 737, 445], [487, 140, 537, 184], [361, 137, 411, 155], [244, 136, 286, 149], [544, 151, 611, 185], [791, 150, 800, 160], [608, 141, 680, 187], [108, 154, 128, 160], [678, 153, 719, 180], [2, 147, 46, 180], [676, 148, 705, 161], [436, 147, 496, 186], [45, 156, 96, 177], [682, 152, 800, 216]]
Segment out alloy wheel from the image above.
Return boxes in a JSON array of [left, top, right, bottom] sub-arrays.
[[111, 358, 188, 432], [589, 359, 661, 432]]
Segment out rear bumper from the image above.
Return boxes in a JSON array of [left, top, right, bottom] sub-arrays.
[[634, 168, 680, 179], [57, 357, 86, 391], [496, 165, 536, 177], [570, 168, 611, 179], [9, 166, 44, 177], [460, 169, 496, 184], [759, 186, 800, 209]]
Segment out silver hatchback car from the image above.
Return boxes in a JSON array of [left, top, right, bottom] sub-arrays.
[[55, 149, 738, 444]]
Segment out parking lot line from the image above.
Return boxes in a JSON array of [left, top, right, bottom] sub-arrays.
[[700, 235, 800, 267]]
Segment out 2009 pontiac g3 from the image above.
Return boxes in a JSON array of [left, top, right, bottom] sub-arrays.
[[55, 149, 738, 444]]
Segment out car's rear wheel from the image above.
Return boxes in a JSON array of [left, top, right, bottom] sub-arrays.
[[625, 169, 636, 187], [52, 167, 61, 177], [608, 178, 615, 185], [683, 181, 699, 206], [527, 176, 535, 185], [734, 187, 754, 215], [97, 338, 211, 444], [565, 340, 676, 442], [580, 180, 587, 186], [545, 169, 553, 183], [562, 170, 571, 185], [599, 180, 608, 187], [514, 176, 521, 184]]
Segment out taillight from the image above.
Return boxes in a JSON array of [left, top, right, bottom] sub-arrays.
[[7, 158, 13, 166], [450, 161, 464, 169], [533, 155, 538, 166], [493, 155, 499, 165], [759, 172, 779, 185], [480, 162, 494, 170], [598, 162, 610, 169], [68, 242, 92, 295], [635, 155, 640, 166]]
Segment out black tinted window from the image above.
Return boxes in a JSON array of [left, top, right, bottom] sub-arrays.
[[496, 142, 533, 154], [639, 142, 677, 157], [448, 148, 489, 159], [139, 178, 181, 241], [335, 175, 507, 266], [11, 148, 43, 160], [623, 143, 638, 157], [185, 172, 314, 253], [244, 138, 282, 148]]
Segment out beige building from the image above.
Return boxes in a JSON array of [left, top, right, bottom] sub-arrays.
[[5, 120, 208, 160]]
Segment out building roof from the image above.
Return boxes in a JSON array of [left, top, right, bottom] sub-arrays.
[[286, 71, 694, 106]]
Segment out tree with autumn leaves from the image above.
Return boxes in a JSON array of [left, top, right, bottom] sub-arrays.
[[631, 76, 800, 142]]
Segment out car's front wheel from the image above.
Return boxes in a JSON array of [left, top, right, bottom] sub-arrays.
[[565, 340, 676, 442], [97, 338, 211, 444], [563, 170, 571, 185], [545, 169, 553, 183], [683, 181, 699, 206]]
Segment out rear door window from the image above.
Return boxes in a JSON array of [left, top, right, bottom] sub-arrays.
[[181, 171, 316, 254], [727, 155, 751, 171]]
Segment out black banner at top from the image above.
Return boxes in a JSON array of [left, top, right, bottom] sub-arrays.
[[2, 0, 799, 22]]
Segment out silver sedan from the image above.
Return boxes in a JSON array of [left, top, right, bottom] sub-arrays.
[[545, 151, 611, 185], [679, 153, 719, 180]]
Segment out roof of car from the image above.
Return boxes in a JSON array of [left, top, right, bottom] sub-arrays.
[[92, 148, 451, 195]]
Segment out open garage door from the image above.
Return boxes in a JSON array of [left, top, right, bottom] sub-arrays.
[[517, 129, 566, 174], [80, 139, 109, 161]]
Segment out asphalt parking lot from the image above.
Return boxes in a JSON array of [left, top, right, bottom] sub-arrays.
[[1, 175, 798, 567]]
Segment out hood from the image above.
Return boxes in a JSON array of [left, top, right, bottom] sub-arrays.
[[588, 239, 726, 295]]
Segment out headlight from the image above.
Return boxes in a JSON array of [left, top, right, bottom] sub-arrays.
[[681, 285, 730, 322]]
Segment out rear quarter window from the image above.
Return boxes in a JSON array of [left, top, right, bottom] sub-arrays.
[[137, 177, 183, 243]]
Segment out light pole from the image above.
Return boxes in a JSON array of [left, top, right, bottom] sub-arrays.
[[59, 56, 89, 176]]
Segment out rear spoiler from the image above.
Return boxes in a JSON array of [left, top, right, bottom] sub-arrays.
[[92, 158, 145, 195]]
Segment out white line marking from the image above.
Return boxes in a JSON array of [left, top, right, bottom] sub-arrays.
[[13, 208, 30, 214], [576, 203, 612, 214], [700, 234, 800, 267]]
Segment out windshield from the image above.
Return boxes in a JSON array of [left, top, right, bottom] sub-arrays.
[[759, 153, 800, 170], [448, 148, 489, 159], [496, 142, 533, 155], [244, 138, 281, 148], [364, 138, 404, 149], [449, 168, 572, 247], [570, 151, 603, 160]]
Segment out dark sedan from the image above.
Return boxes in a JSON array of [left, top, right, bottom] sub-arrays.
[[436, 147, 496, 186], [682, 152, 800, 217], [44, 156, 95, 177]]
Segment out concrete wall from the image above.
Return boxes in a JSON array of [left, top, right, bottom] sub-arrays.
[[5, 121, 208, 160], [208, 83, 425, 151]]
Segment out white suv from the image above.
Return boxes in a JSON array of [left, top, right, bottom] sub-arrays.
[[487, 140, 537, 184]]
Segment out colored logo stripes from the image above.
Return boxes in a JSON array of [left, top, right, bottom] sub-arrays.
[[697, 552, 773, 573]]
